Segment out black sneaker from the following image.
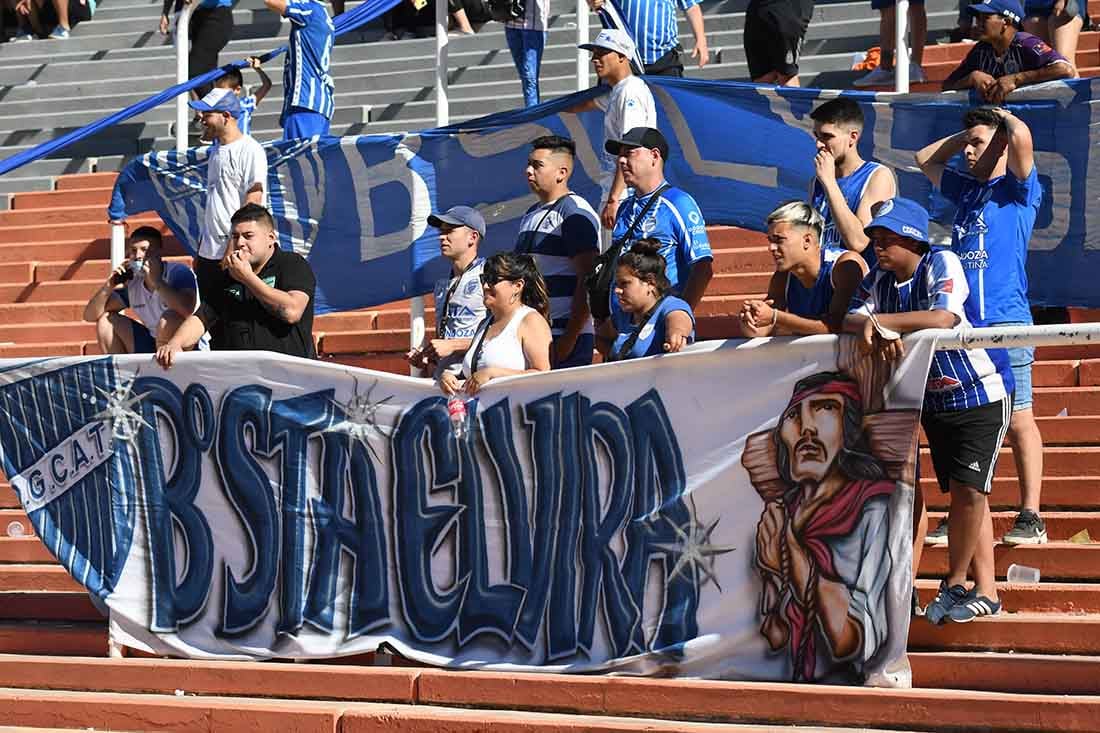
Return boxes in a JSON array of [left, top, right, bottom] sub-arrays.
[[911, 587, 924, 618], [1002, 510, 1048, 545], [925, 580, 968, 625], [925, 517, 949, 546]]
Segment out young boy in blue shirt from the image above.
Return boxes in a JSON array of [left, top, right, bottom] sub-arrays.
[[844, 197, 1014, 623], [916, 106, 1046, 546]]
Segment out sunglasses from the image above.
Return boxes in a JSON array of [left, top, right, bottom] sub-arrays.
[[480, 273, 519, 287]]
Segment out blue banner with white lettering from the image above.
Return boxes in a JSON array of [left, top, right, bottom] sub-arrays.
[[0, 338, 933, 683], [109, 77, 1100, 310]]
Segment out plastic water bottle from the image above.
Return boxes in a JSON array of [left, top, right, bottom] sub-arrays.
[[6, 520, 25, 538], [447, 396, 468, 440]]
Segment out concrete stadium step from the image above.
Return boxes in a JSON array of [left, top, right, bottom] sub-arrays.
[[907, 612, 1100, 657], [0, 686, 941, 733], [919, 447, 1100, 478], [0, 343, 86, 358], [0, 565, 84, 593], [919, 543, 1100, 582], [923, 477, 1100, 511], [0, 648, 1085, 701], [925, 510, 1100, 540], [909, 651, 1100, 695], [0, 655, 1089, 732], [0, 322, 94, 344], [1034, 386, 1100, 416], [914, 579, 1100, 614], [0, 594, 101, 623], [0, 621, 106, 656]]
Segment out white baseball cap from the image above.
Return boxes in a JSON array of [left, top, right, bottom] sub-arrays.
[[579, 28, 636, 58]]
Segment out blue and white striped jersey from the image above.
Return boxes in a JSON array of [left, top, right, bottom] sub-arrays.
[[281, 0, 335, 123], [616, 0, 699, 65], [515, 194, 599, 338], [849, 249, 1014, 413]]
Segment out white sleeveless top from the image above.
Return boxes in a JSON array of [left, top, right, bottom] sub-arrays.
[[462, 306, 534, 378]]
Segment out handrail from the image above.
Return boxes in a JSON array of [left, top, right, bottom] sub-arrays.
[[176, 1, 197, 154]]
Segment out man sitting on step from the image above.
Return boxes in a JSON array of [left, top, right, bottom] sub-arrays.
[[82, 226, 208, 355], [740, 201, 867, 337], [942, 0, 1074, 103]]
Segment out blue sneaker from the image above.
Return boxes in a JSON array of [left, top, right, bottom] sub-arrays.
[[924, 580, 968, 625], [948, 590, 1002, 623], [13, 30, 34, 42], [48, 25, 70, 39]]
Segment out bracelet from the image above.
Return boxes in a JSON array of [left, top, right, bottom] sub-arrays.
[[770, 308, 778, 327]]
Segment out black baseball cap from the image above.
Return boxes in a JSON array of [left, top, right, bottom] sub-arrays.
[[605, 127, 670, 160]]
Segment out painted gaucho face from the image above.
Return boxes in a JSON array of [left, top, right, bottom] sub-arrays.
[[778, 393, 846, 484]]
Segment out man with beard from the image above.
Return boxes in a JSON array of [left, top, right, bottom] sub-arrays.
[[754, 371, 894, 682], [155, 204, 315, 367], [187, 88, 268, 308]]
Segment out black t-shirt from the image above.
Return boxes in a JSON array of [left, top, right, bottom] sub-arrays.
[[197, 247, 317, 359]]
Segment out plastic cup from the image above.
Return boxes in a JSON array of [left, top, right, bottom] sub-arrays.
[[5, 521, 25, 538], [1006, 563, 1041, 584]]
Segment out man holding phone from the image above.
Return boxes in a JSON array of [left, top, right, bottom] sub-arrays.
[[82, 227, 208, 355]]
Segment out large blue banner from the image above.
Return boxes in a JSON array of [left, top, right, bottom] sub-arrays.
[[109, 78, 1100, 311]]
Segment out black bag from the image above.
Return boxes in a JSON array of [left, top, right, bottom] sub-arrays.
[[488, 0, 524, 22], [585, 185, 670, 321]]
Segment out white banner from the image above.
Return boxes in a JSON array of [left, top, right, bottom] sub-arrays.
[[0, 337, 932, 685]]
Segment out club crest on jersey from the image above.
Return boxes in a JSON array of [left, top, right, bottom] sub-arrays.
[[926, 375, 962, 392]]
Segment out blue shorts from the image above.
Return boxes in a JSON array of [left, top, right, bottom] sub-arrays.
[[994, 320, 1034, 412], [282, 108, 331, 140], [1025, 0, 1087, 20], [130, 318, 157, 354], [871, 0, 924, 10], [554, 333, 595, 369]]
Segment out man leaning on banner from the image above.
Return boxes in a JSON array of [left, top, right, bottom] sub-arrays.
[[597, 127, 712, 354]]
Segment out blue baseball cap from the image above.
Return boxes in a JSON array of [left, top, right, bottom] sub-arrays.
[[428, 205, 486, 237], [968, 0, 1024, 24], [188, 88, 242, 118], [864, 198, 930, 245]]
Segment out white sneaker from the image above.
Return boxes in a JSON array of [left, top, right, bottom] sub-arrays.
[[854, 66, 895, 87], [910, 63, 927, 83]]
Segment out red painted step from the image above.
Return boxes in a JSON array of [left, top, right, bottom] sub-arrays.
[[922, 476, 1100, 510], [53, 173, 117, 191], [919, 543, 1100, 581], [926, 510, 1100, 540], [10, 189, 112, 210], [915, 579, 1100, 613], [919, 447, 1100, 478]]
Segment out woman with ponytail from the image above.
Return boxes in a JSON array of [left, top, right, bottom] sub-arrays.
[[608, 238, 695, 361], [440, 252, 553, 396]]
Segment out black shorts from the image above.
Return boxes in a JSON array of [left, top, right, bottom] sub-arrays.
[[744, 3, 808, 79], [921, 396, 1012, 495]]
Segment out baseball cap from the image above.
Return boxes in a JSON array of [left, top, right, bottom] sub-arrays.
[[605, 127, 670, 159], [188, 87, 242, 118], [578, 28, 636, 59], [427, 205, 486, 237], [863, 198, 929, 245], [968, 0, 1024, 24]]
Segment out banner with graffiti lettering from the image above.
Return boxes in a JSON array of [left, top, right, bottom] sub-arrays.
[[0, 337, 932, 685], [109, 77, 1100, 311]]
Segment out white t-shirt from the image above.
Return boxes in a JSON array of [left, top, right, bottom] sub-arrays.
[[199, 135, 268, 260], [595, 75, 656, 199], [119, 262, 210, 350]]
